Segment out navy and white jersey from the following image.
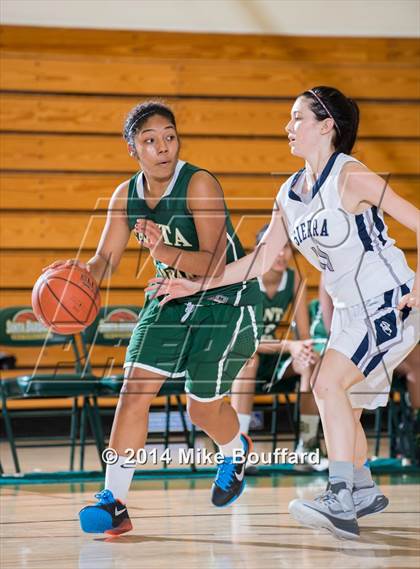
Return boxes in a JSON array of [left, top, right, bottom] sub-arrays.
[[277, 152, 414, 307]]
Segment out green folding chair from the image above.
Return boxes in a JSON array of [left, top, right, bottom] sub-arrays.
[[252, 356, 301, 454], [0, 306, 104, 473], [81, 305, 192, 470]]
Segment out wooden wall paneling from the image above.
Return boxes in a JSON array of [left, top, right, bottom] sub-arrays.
[[1, 94, 419, 138], [1, 173, 418, 211], [0, 211, 417, 251], [1, 248, 416, 290], [2, 55, 418, 99], [2, 134, 419, 174], [2, 26, 419, 63]]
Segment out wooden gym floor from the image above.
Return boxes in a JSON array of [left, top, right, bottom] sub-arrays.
[[2, 473, 419, 569]]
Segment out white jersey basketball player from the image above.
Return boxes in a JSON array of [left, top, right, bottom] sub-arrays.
[[280, 151, 415, 410], [146, 86, 419, 540]]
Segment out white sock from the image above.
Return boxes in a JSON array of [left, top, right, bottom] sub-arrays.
[[238, 413, 251, 435], [218, 430, 243, 457], [104, 455, 136, 503], [299, 414, 319, 445]]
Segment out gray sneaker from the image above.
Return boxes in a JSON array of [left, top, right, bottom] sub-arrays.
[[352, 483, 389, 518], [288, 481, 360, 540]]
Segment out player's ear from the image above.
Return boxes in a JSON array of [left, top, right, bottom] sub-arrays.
[[127, 143, 138, 159], [321, 118, 335, 135]]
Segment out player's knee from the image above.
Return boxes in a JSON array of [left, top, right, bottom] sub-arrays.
[[187, 398, 219, 427], [313, 371, 351, 399], [312, 373, 342, 400], [187, 399, 205, 426], [119, 380, 155, 410]]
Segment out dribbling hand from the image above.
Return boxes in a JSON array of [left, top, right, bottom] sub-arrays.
[[42, 259, 90, 273]]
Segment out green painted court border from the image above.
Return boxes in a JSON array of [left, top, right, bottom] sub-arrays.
[[1, 459, 419, 485]]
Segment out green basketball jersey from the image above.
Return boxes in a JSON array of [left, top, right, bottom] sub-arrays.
[[259, 268, 295, 340], [126, 160, 261, 306]]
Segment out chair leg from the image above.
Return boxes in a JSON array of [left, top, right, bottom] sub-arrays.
[[1, 394, 21, 473], [176, 395, 195, 472], [396, 388, 416, 462], [85, 398, 105, 472], [294, 389, 302, 449], [374, 407, 382, 458], [86, 397, 105, 471], [388, 398, 396, 458], [401, 389, 415, 462], [163, 397, 171, 468], [79, 399, 87, 470], [404, 393, 417, 463], [284, 395, 296, 445], [69, 398, 79, 471], [91, 396, 105, 454], [271, 397, 279, 454], [190, 424, 197, 451]]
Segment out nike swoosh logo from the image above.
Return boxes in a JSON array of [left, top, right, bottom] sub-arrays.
[[115, 507, 127, 516], [235, 467, 245, 482], [120, 463, 136, 469]]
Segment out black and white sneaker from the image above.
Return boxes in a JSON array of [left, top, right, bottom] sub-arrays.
[[288, 481, 360, 540], [353, 483, 389, 518], [211, 434, 252, 507]]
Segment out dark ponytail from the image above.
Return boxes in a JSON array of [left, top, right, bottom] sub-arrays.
[[301, 86, 360, 155], [343, 97, 360, 155]]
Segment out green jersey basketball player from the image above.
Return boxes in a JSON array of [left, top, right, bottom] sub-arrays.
[[46, 101, 263, 535]]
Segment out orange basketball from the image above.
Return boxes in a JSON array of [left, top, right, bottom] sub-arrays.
[[32, 265, 101, 335]]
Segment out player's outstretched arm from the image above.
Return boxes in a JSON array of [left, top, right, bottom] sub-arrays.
[[42, 181, 131, 285], [342, 162, 419, 309], [147, 201, 289, 304]]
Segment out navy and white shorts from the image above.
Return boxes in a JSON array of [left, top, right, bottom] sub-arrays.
[[328, 278, 419, 409]]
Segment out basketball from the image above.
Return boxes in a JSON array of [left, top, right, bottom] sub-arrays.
[[32, 265, 101, 335]]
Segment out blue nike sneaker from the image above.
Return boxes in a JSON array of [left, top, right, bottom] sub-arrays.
[[211, 433, 253, 507], [79, 489, 132, 536]]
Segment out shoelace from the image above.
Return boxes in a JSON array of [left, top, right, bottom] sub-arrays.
[[94, 489, 115, 505], [315, 489, 339, 507], [215, 457, 236, 491]]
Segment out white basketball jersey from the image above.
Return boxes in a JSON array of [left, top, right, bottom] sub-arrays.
[[277, 152, 414, 307]]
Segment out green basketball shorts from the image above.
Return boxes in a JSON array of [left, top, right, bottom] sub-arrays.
[[124, 298, 263, 400]]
